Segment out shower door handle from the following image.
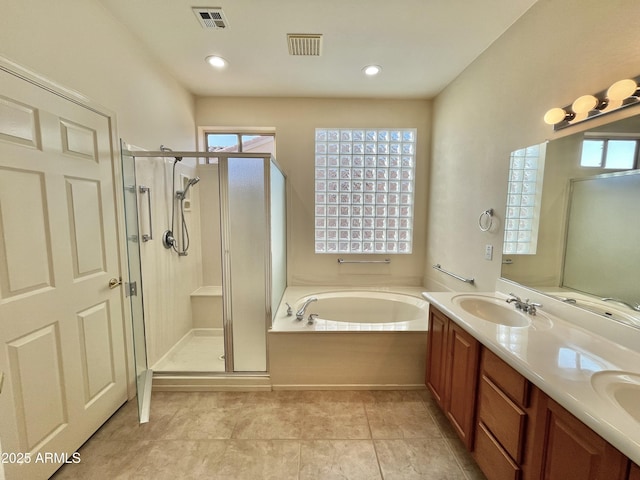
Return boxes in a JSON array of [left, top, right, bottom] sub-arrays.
[[139, 185, 153, 242]]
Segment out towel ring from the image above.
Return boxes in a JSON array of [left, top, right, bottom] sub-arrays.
[[478, 209, 494, 232]]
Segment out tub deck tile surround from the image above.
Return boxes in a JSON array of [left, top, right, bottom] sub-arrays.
[[52, 389, 486, 479]]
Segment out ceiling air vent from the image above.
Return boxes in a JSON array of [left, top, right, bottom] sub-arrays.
[[192, 7, 229, 29], [287, 34, 323, 56]]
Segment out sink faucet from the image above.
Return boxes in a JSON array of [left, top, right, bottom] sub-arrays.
[[554, 296, 577, 304], [601, 297, 640, 312], [506, 293, 542, 315], [296, 297, 317, 320]]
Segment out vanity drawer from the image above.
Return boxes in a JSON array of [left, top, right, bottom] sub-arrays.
[[481, 348, 529, 406], [474, 421, 521, 480], [477, 374, 527, 463]]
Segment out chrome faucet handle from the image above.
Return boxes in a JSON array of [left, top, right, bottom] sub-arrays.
[[307, 313, 319, 325], [285, 303, 293, 316], [506, 292, 522, 304], [523, 300, 542, 315]]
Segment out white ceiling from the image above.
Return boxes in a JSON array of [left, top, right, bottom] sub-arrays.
[[98, 0, 538, 99]]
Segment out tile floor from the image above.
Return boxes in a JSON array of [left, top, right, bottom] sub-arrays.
[[52, 389, 487, 480]]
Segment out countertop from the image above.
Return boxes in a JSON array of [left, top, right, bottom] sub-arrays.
[[422, 290, 640, 467]]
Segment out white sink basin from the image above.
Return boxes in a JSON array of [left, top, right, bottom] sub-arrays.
[[591, 371, 640, 423], [452, 295, 531, 327]]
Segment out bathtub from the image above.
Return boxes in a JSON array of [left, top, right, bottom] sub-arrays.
[[268, 287, 429, 389]]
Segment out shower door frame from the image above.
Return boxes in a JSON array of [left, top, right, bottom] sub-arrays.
[[121, 150, 286, 375], [119, 141, 153, 422]]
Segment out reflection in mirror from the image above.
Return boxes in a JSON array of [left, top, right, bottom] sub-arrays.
[[501, 114, 640, 324]]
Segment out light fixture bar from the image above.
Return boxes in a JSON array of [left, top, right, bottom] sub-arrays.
[[544, 75, 640, 131]]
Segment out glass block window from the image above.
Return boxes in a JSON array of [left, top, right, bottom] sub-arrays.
[[314, 128, 416, 254], [503, 143, 546, 255]]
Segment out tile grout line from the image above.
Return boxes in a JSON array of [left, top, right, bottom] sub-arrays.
[[363, 398, 386, 479]]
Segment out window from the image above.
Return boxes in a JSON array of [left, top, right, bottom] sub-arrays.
[[579, 137, 639, 169], [503, 143, 546, 255], [205, 132, 275, 154], [314, 128, 416, 254]]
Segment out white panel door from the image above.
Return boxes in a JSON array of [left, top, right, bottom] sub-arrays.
[[0, 68, 128, 479]]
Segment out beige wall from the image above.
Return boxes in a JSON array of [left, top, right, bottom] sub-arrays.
[[425, 0, 640, 292], [0, 0, 200, 365], [4, 0, 640, 355], [0, 0, 195, 150], [197, 165, 223, 286], [196, 97, 431, 286]]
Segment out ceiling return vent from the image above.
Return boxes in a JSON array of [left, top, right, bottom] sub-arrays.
[[192, 7, 229, 29], [287, 34, 323, 56]]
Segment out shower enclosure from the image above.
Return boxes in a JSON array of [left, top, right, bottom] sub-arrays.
[[120, 146, 286, 408]]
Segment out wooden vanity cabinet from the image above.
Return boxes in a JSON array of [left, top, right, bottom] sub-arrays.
[[425, 305, 638, 480], [425, 306, 448, 405], [473, 347, 540, 480], [426, 306, 480, 449], [529, 393, 629, 480]]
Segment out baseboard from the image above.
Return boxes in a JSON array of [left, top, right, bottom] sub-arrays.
[[271, 384, 427, 391]]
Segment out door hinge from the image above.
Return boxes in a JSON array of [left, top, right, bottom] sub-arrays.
[[126, 281, 137, 297]]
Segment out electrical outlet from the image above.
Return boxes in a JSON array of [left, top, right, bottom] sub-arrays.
[[484, 244, 493, 260]]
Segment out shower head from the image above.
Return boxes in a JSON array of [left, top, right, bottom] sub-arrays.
[[176, 176, 200, 199], [160, 145, 182, 162]]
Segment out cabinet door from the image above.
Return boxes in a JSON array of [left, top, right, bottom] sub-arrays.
[[426, 308, 449, 406], [629, 463, 640, 480], [445, 321, 480, 450], [533, 397, 628, 480]]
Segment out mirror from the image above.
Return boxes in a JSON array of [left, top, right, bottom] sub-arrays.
[[501, 114, 640, 322]]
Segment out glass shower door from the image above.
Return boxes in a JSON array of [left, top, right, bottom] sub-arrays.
[[270, 159, 287, 325], [221, 157, 268, 372], [120, 141, 152, 422]]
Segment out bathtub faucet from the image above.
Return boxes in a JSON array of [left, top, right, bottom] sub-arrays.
[[296, 297, 318, 320]]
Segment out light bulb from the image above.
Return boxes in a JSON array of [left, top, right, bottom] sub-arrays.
[[572, 95, 598, 114], [543, 107, 567, 125], [206, 55, 227, 68], [362, 65, 382, 76], [607, 79, 638, 101]]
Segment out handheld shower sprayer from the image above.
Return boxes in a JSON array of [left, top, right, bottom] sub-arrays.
[[176, 176, 200, 199], [163, 175, 200, 255]]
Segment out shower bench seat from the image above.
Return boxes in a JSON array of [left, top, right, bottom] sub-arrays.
[[191, 286, 223, 329]]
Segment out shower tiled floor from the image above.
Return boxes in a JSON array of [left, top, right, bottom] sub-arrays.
[[153, 329, 225, 372], [52, 389, 486, 480]]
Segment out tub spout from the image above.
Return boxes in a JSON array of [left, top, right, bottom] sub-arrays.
[[296, 297, 317, 320]]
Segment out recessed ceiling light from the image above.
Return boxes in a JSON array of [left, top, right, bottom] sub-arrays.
[[362, 65, 382, 76], [206, 55, 228, 68]]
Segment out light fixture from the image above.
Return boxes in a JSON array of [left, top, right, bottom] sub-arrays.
[[362, 65, 382, 76], [571, 95, 598, 114], [205, 55, 228, 68], [543, 107, 574, 125], [607, 78, 638, 101], [544, 75, 640, 130]]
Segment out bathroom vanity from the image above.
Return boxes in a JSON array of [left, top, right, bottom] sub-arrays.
[[423, 291, 640, 480]]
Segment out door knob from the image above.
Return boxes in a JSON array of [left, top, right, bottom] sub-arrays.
[[108, 277, 122, 289]]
